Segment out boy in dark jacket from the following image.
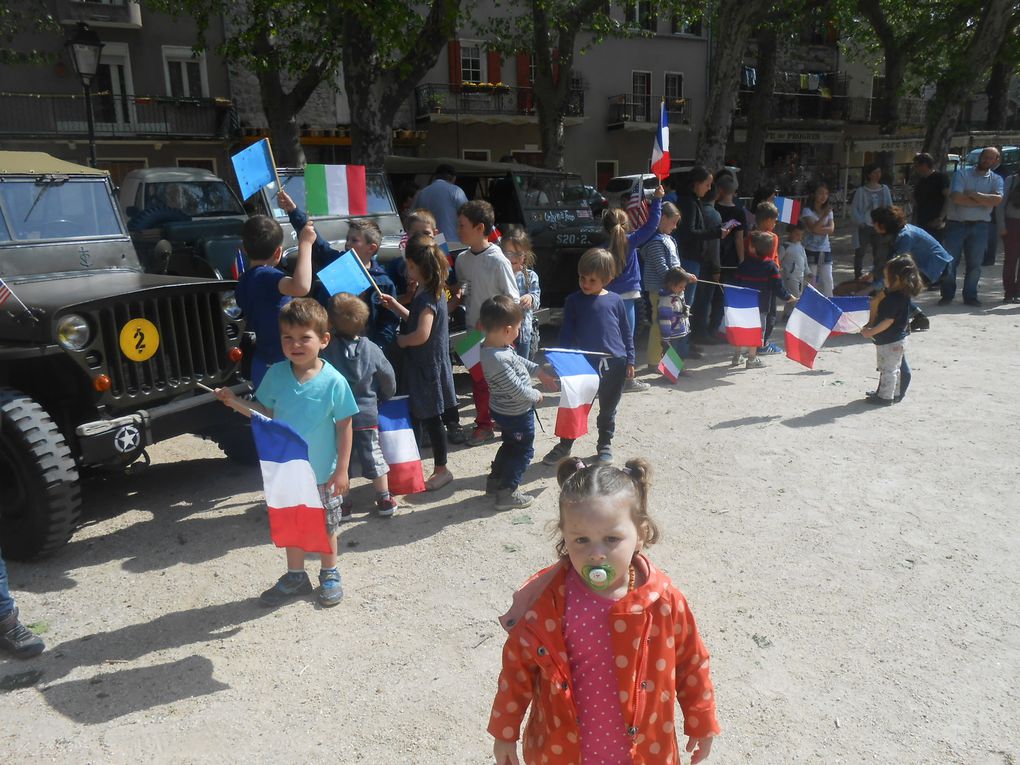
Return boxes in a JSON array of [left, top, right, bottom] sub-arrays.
[[733, 231, 796, 369]]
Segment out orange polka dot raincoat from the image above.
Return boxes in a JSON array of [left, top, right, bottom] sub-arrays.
[[488, 555, 720, 765]]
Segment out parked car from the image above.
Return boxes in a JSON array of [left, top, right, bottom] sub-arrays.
[[387, 156, 604, 305], [604, 173, 658, 209], [963, 145, 1020, 175], [0, 152, 252, 560], [118, 167, 248, 279]]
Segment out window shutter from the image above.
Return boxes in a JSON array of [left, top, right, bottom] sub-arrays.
[[448, 40, 462, 92], [516, 52, 532, 112], [487, 50, 502, 83]]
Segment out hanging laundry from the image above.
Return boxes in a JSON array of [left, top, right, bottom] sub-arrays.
[[808, 73, 820, 90]]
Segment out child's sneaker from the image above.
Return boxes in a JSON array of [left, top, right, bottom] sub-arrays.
[[730, 352, 745, 366], [745, 356, 764, 369], [259, 571, 313, 607], [376, 497, 397, 517], [495, 488, 534, 510], [339, 499, 354, 522], [541, 441, 571, 466], [623, 377, 650, 393], [0, 608, 45, 659], [596, 444, 613, 465], [317, 568, 344, 607], [467, 427, 496, 446], [446, 423, 467, 444]]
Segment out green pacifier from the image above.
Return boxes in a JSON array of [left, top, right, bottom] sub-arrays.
[[582, 564, 616, 590]]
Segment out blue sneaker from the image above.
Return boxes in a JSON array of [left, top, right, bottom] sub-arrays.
[[259, 571, 312, 607], [760, 342, 783, 355], [318, 568, 344, 607]]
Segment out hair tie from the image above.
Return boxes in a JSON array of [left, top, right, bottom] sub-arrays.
[[621, 466, 633, 476], [575, 458, 587, 470]]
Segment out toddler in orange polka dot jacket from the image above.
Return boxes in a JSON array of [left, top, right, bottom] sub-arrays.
[[488, 457, 719, 765]]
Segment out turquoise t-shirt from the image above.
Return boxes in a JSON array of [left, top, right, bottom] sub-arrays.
[[256, 360, 359, 483]]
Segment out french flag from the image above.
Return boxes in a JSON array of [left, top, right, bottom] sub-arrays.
[[785, 285, 843, 368], [775, 196, 801, 225], [378, 397, 426, 495], [250, 411, 332, 554], [830, 295, 870, 335], [230, 249, 246, 280], [545, 351, 600, 440], [650, 100, 670, 180], [723, 285, 762, 347], [455, 329, 485, 382]]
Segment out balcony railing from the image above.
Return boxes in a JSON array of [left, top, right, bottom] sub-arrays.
[[56, 0, 142, 29], [0, 92, 236, 139], [607, 95, 692, 127], [414, 83, 584, 120], [734, 88, 929, 127]]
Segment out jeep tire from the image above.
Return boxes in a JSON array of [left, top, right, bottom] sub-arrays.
[[206, 421, 260, 466], [0, 389, 82, 560]]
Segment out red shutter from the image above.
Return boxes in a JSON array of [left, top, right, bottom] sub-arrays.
[[517, 52, 532, 113], [448, 40, 462, 92], [487, 50, 502, 84]]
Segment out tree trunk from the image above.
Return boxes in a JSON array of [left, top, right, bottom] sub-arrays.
[[879, 48, 907, 134], [985, 58, 1010, 130], [257, 70, 306, 168], [924, 0, 1014, 167], [697, 0, 768, 170], [740, 28, 778, 194]]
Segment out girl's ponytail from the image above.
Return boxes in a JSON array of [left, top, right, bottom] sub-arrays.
[[623, 459, 659, 546], [556, 456, 587, 487], [603, 208, 629, 279]]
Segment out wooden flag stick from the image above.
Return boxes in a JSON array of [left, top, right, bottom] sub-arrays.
[[194, 382, 216, 394], [263, 138, 282, 189]]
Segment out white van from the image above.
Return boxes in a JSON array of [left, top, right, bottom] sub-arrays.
[[604, 173, 658, 209]]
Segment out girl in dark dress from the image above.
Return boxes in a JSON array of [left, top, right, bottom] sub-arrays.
[[380, 234, 457, 490]]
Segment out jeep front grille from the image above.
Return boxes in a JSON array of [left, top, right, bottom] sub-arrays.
[[96, 293, 230, 400]]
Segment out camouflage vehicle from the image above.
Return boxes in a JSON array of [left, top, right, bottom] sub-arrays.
[[0, 152, 251, 560]]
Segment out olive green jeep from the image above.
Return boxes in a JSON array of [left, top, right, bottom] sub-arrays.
[[0, 152, 252, 560]]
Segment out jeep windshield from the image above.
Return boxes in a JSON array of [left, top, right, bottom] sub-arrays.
[[265, 173, 397, 219], [512, 172, 594, 226], [142, 181, 244, 217], [0, 178, 124, 241]]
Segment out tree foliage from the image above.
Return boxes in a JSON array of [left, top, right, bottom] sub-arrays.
[[0, 4, 61, 66]]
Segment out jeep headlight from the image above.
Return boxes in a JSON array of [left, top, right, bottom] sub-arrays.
[[56, 314, 91, 351], [221, 290, 242, 320]]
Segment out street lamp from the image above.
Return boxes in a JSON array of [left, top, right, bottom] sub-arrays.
[[65, 22, 104, 168]]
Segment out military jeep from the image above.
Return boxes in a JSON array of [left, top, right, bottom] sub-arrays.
[[0, 152, 252, 560]]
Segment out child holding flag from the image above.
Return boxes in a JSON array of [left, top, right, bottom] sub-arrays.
[[780, 222, 809, 321], [235, 210, 315, 387], [657, 267, 697, 370], [478, 296, 557, 510], [323, 293, 398, 518], [501, 227, 542, 361], [216, 298, 358, 608], [542, 248, 636, 466], [732, 232, 795, 369], [380, 234, 458, 491], [861, 255, 924, 405], [452, 200, 520, 446]]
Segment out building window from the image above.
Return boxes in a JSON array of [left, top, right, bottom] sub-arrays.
[[162, 46, 208, 98], [672, 16, 703, 36], [664, 72, 684, 100], [632, 70, 651, 122], [596, 160, 618, 191], [93, 42, 135, 125], [461, 43, 483, 83], [625, 1, 656, 31], [462, 149, 490, 162]]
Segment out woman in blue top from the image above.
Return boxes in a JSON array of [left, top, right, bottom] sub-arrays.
[[605, 184, 664, 391]]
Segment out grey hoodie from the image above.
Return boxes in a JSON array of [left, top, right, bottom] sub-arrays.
[[321, 336, 395, 429]]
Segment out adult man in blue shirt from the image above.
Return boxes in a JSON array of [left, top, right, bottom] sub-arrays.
[[412, 164, 469, 244], [939, 147, 1004, 307]]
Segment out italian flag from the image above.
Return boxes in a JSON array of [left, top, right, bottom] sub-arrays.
[[305, 164, 368, 217], [455, 330, 485, 382], [658, 346, 684, 383]]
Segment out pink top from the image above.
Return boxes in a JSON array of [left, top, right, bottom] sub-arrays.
[[563, 567, 634, 765]]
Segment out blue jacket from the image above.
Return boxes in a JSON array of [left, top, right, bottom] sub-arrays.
[[890, 224, 953, 284], [608, 198, 662, 295], [288, 207, 399, 349]]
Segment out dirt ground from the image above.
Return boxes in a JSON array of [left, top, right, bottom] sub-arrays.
[[2, 235, 1018, 764]]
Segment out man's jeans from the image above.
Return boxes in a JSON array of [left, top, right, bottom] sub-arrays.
[[0, 547, 15, 618], [489, 409, 535, 491], [941, 220, 988, 302]]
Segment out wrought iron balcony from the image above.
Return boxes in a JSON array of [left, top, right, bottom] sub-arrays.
[[414, 83, 584, 122], [606, 95, 692, 128], [0, 92, 236, 139]]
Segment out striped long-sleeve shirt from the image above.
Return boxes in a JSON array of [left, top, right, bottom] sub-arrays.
[[480, 345, 541, 416]]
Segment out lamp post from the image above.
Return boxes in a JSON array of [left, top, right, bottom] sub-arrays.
[[65, 22, 104, 168]]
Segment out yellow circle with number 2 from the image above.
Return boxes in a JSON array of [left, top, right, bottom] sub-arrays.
[[119, 318, 159, 362]]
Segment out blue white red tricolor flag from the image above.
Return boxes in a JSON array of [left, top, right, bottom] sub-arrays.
[[830, 295, 870, 335], [775, 196, 801, 225], [785, 285, 843, 368], [378, 397, 425, 495], [455, 330, 485, 382], [625, 176, 649, 229], [722, 285, 762, 347], [545, 351, 600, 440], [230, 249, 246, 280], [650, 101, 670, 180], [250, 411, 333, 554]]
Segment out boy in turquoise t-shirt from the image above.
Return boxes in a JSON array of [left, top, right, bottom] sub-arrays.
[[217, 298, 358, 607]]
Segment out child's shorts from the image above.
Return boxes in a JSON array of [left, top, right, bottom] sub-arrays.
[[350, 427, 389, 480], [319, 484, 344, 535]]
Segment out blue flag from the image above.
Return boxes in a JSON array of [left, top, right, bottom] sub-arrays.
[[231, 139, 275, 200], [317, 250, 373, 297]]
